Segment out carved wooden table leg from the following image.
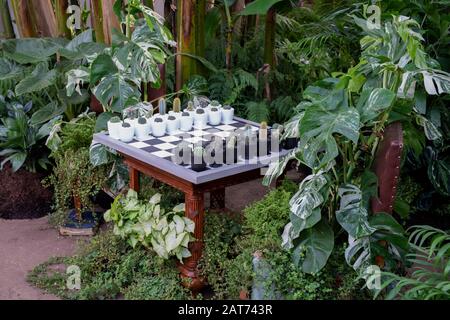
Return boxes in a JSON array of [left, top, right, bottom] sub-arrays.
[[178, 191, 205, 292], [129, 166, 140, 192], [210, 188, 226, 210]]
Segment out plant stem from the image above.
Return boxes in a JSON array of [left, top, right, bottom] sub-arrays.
[[0, 0, 14, 38]]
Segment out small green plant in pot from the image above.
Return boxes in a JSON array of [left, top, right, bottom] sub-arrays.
[[44, 115, 108, 234]]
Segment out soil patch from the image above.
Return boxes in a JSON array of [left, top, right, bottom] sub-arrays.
[[0, 162, 53, 219]]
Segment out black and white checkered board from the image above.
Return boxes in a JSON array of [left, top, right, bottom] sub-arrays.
[[110, 120, 273, 172]]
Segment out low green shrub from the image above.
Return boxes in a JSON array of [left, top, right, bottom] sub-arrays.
[[27, 228, 191, 300], [200, 180, 370, 300]]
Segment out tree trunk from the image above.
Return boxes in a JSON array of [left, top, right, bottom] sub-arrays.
[[55, 0, 71, 38], [175, 0, 206, 91], [10, 0, 37, 38], [263, 7, 276, 68], [28, 0, 58, 37], [91, 0, 120, 45], [90, 0, 105, 43], [0, 0, 14, 38]]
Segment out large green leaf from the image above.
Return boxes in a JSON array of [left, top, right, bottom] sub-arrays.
[[0, 58, 25, 83], [30, 102, 64, 125], [113, 25, 164, 84], [299, 103, 360, 168], [290, 173, 328, 220], [2, 38, 62, 64], [357, 88, 396, 123], [15, 63, 57, 96], [90, 55, 140, 112], [292, 220, 334, 274], [239, 0, 283, 15], [336, 184, 377, 239], [59, 29, 105, 61]]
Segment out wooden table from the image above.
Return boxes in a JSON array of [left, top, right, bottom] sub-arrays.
[[93, 117, 291, 290]]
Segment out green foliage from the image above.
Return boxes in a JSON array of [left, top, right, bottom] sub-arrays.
[[28, 229, 191, 300], [375, 226, 450, 300], [0, 31, 97, 118], [44, 147, 107, 225], [0, 96, 56, 172], [263, 13, 450, 274], [200, 181, 369, 300], [104, 190, 195, 261]]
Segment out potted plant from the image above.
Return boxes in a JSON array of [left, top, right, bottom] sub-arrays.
[[222, 105, 234, 124], [119, 122, 134, 142], [186, 101, 196, 117], [194, 108, 208, 129], [43, 116, 107, 236], [208, 100, 222, 111], [166, 115, 179, 134], [107, 116, 122, 139], [169, 97, 182, 118], [208, 107, 222, 126], [158, 98, 167, 119], [124, 115, 138, 135], [180, 111, 194, 132], [135, 117, 150, 140], [191, 145, 207, 172], [152, 117, 167, 137]]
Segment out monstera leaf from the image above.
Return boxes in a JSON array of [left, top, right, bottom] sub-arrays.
[[90, 54, 140, 112], [113, 24, 165, 84], [292, 220, 334, 274], [357, 88, 396, 123], [336, 184, 376, 238], [15, 63, 57, 96], [2, 38, 63, 64], [299, 102, 360, 168]]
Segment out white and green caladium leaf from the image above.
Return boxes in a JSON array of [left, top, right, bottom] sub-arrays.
[[336, 184, 377, 239], [292, 220, 334, 274], [91, 54, 141, 112], [2, 38, 63, 64], [357, 88, 396, 123], [299, 102, 360, 169], [149, 193, 162, 205], [15, 63, 57, 96], [66, 67, 90, 96]]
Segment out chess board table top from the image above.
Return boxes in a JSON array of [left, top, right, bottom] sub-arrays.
[[93, 116, 291, 184]]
